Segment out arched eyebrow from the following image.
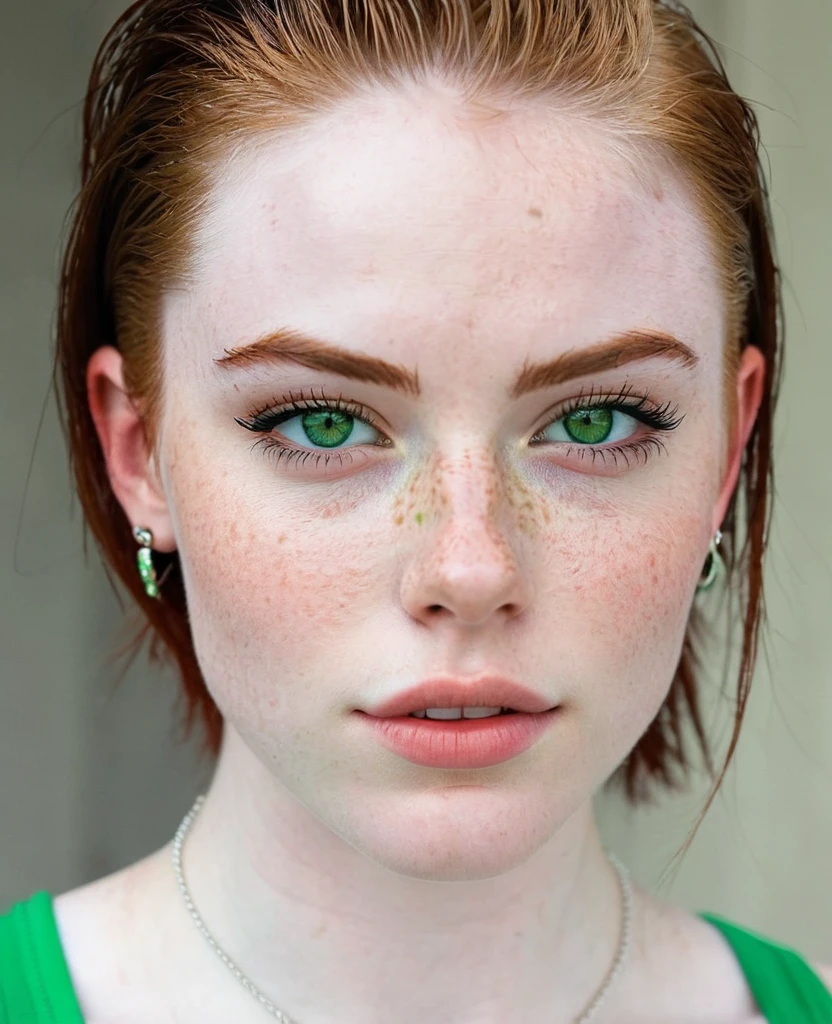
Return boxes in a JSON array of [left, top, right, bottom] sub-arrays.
[[213, 325, 699, 398]]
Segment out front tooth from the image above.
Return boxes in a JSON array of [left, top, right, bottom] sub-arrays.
[[414, 707, 503, 720], [461, 706, 504, 719]]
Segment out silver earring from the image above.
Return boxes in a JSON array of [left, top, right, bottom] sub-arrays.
[[697, 529, 724, 592], [133, 526, 161, 599]]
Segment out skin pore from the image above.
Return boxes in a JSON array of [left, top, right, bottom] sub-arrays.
[[66, 80, 770, 1022]]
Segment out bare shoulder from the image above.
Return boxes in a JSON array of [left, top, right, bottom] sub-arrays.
[[52, 846, 175, 1024], [636, 887, 832, 1020], [814, 962, 832, 992], [632, 886, 765, 1022]]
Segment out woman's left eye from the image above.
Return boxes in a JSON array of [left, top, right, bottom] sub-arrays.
[[538, 406, 639, 446]]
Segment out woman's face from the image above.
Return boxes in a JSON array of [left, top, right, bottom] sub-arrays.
[[148, 84, 758, 877]]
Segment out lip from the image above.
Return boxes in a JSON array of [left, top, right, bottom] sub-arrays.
[[354, 707, 561, 769], [361, 675, 558, 718]]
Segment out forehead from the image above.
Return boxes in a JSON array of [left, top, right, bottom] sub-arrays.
[[178, 84, 723, 371]]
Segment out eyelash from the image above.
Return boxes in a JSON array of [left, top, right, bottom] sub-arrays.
[[234, 383, 685, 473]]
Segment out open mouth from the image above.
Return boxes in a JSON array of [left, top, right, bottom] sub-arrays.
[[407, 708, 519, 719], [357, 706, 561, 769]]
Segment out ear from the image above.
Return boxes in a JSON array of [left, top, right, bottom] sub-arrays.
[[712, 344, 767, 532], [86, 345, 177, 553]]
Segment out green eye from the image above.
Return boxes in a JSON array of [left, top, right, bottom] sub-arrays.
[[562, 408, 614, 444], [300, 410, 355, 448]]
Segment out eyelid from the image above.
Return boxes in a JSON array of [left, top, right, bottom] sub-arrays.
[[546, 382, 677, 419], [236, 388, 384, 434], [241, 382, 678, 428]]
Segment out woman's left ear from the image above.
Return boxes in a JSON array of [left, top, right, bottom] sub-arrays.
[[712, 344, 767, 531]]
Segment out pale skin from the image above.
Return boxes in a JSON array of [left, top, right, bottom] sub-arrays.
[[53, 80, 831, 1022]]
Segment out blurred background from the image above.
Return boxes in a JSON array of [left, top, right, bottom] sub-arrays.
[[2, 0, 830, 961]]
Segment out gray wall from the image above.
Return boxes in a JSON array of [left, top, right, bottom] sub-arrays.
[[2, 0, 830, 960]]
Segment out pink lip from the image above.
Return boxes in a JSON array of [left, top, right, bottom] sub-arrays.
[[361, 675, 557, 718], [354, 708, 560, 769]]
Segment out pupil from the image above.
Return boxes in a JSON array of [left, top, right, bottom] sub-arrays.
[[564, 408, 613, 444]]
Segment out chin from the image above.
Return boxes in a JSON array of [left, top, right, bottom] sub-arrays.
[[335, 784, 581, 882]]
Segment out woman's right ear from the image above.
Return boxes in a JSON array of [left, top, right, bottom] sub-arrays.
[[86, 345, 177, 553]]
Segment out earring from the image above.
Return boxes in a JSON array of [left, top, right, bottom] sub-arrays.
[[133, 526, 161, 599], [696, 529, 724, 592]]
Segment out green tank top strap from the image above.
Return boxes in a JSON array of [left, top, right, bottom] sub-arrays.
[[0, 890, 85, 1024], [698, 911, 832, 1024]]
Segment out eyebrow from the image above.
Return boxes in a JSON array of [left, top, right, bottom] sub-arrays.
[[214, 326, 699, 398]]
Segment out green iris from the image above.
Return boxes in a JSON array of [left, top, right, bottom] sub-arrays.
[[302, 410, 355, 448], [563, 407, 614, 444]]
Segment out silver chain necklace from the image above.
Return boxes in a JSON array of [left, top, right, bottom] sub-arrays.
[[172, 794, 632, 1023]]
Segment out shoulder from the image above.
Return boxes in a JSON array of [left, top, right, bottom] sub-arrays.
[[631, 887, 765, 1020], [813, 962, 832, 992], [52, 847, 176, 1023]]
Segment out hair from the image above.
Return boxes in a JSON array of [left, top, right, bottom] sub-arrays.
[[56, 0, 781, 859]]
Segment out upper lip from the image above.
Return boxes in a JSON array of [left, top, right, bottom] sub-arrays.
[[361, 676, 558, 717]]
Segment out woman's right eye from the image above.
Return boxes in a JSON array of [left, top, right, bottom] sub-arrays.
[[267, 407, 382, 451]]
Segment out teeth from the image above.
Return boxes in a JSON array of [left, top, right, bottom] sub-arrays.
[[408, 707, 512, 720]]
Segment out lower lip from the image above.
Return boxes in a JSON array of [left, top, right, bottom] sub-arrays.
[[354, 709, 560, 769]]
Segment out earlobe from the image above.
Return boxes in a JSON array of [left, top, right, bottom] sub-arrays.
[[712, 344, 767, 532], [86, 345, 177, 553]]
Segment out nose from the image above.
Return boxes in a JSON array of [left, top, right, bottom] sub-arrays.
[[398, 452, 534, 629]]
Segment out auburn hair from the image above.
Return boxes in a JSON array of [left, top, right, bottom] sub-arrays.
[[56, 0, 781, 857]]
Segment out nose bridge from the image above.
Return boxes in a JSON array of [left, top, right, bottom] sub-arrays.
[[396, 444, 539, 625], [403, 442, 514, 532], [434, 445, 504, 521]]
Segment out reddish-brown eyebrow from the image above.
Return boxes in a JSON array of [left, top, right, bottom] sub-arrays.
[[214, 326, 699, 397]]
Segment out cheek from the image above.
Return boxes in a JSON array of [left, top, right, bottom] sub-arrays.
[[542, 501, 706, 706], [163, 428, 390, 697]]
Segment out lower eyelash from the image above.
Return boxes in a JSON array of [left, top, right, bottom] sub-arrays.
[[564, 436, 669, 469], [250, 438, 360, 470], [250, 433, 670, 472]]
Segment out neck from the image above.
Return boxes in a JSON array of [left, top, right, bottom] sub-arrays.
[[162, 726, 639, 1024]]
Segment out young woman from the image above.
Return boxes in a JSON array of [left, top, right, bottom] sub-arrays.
[[2, 1, 830, 1021]]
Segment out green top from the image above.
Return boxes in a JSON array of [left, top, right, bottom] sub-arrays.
[[0, 892, 85, 1024], [1, 892, 831, 1022]]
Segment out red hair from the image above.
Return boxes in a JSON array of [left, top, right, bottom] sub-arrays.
[[56, 0, 781, 858]]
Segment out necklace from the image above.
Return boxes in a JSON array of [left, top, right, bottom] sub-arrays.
[[172, 794, 633, 1023]]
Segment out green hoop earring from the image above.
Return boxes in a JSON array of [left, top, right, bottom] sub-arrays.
[[696, 529, 724, 592], [133, 526, 160, 599]]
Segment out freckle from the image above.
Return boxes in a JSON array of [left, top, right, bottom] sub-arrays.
[[528, 206, 543, 218], [278, 534, 286, 543], [394, 514, 404, 525]]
